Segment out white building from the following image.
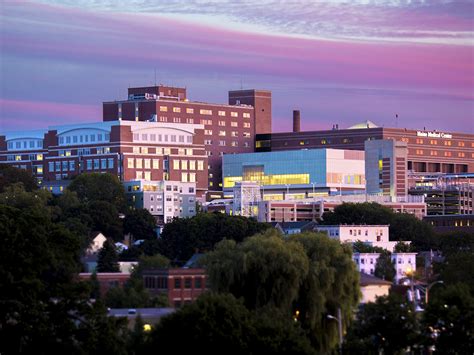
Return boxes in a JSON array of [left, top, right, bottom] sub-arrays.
[[315, 225, 405, 252], [124, 180, 197, 225], [353, 252, 417, 284]]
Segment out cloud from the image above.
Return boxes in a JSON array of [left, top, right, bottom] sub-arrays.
[[32, 0, 474, 45]]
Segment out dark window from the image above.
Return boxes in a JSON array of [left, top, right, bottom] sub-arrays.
[[174, 300, 182, 308], [174, 278, 181, 289], [195, 277, 202, 289], [184, 278, 192, 289]]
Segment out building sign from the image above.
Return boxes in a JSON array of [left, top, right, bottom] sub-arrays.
[[416, 131, 452, 139]]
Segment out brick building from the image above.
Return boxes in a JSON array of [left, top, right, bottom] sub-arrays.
[[0, 120, 208, 197], [143, 268, 207, 308], [103, 85, 271, 194], [256, 121, 474, 174]]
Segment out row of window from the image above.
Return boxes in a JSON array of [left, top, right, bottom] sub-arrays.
[[159, 106, 250, 118], [85, 158, 114, 171], [415, 138, 470, 147], [48, 160, 76, 172], [415, 150, 470, 157], [204, 129, 250, 136], [7, 140, 43, 150], [59, 133, 110, 145], [172, 159, 204, 171], [7, 153, 44, 161], [144, 276, 205, 290], [132, 133, 193, 144]]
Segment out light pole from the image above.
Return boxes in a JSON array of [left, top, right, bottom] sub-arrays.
[[285, 184, 290, 199], [426, 280, 444, 304], [310, 182, 316, 198], [327, 308, 343, 355]]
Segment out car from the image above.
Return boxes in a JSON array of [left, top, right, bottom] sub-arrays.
[[128, 308, 137, 315]]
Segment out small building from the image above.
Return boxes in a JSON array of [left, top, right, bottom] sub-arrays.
[[86, 232, 107, 255], [271, 221, 317, 235], [79, 272, 131, 297], [143, 268, 207, 308], [124, 180, 197, 225], [314, 225, 408, 252], [359, 272, 392, 303], [353, 252, 417, 284]]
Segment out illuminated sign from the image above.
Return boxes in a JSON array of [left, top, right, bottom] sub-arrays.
[[416, 131, 452, 139]]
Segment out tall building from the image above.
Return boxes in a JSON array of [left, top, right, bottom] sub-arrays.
[[256, 121, 474, 174], [0, 120, 209, 197], [365, 139, 408, 197], [103, 85, 272, 194]]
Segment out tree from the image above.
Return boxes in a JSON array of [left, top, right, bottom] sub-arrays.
[[124, 209, 156, 241], [344, 293, 417, 353], [438, 252, 474, 294], [390, 213, 435, 250], [352, 240, 385, 253], [68, 173, 126, 211], [145, 293, 316, 355], [374, 251, 396, 282], [394, 241, 412, 252], [204, 230, 360, 353], [0, 185, 128, 354], [86, 200, 123, 241], [422, 283, 474, 354], [157, 212, 270, 263], [0, 165, 37, 192], [97, 239, 120, 272]]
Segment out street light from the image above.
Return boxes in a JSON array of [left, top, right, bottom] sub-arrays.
[[285, 184, 290, 199], [405, 265, 416, 313], [310, 181, 316, 198], [327, 308, 343, 355]]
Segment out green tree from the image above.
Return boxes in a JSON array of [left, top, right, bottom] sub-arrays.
[[204, 230, 360, 353], [391, 213, 435, 250], [124, 208, 156, 241], [89, 271, 101, 300], [86, 200, 123, 241], [97, 239, 120, 272], [0, 165, 37, 192], [344, 293, 417, 353], [0, 186, 127, 354], [422, 283, 474, 354], [352, 240, 385, 253], [145, 293, 316, 355], [374, 251, 396, 282], [394, 241, 412, 252], [68, 172, 126, 211], [438, 252, 474, 294], [157, 212, 270, 263]]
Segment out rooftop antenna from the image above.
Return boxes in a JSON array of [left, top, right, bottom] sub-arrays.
[[154, 68, 157, 86], [395, 113, 399, 128]]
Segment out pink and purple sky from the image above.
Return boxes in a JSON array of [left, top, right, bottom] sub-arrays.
[[1, 1, 473, 133]]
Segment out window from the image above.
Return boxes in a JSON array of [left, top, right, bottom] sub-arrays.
[[55, 161, 61, 171], [153, 159, 159, 169], [197, 161, 204, 170], [184, 278, 192, 289], [218, 120, 226, 126], [181, 172, 188, 182], [219, 131, 226, 136], [160, 106, 168, 112], [181, 160, 188, 170], [186, 108, 194, 114], [195, 277, 202, 289], [173, 107, 181, 113], [144, 171, 151, 180], [108, 158, 114, 169], [243, 122, 250, 128], [136, 159, 142, 169], [200, 109, 212, 115], [459, 141, 465, 147], [186, 118, 194, 124], [173, 160, 179, 170], [189, 173, 196, 182], [86, 160, 92, 170], [416, 149, 424, 155], [100, 159, 107, 169], [49, 162, 54, 172], [231, 121, 238, 127], [231, 141, 238, 147], [204, 140, 212, 145], [204, 130, 213, 135], [416, 138, 424, 144], [231, 131, 238, 137], [201, 119, 212, 125], [69, 161, 75, 171], [218, 111, 226, 116], [243, 132, 250, 138], [189, 160, 195, 170], [144, 159, 151, 169], [94, 159, 99, 169], [243, 112, 250, 118], [173, 117, 181, 123], [231, 112, 238, 117], [219, 140, 226, 146], [128, 158, 134, 168]]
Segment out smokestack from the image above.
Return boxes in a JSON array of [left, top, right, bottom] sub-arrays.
[[293, 110, 301, 133]]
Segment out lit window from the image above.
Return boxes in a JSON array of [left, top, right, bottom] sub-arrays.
[[204, 130, 213, 135], [231, 112, 238, 117], [160, 106, 168, 112], [136, 159, 142, 169], [218, 111, 226, 116], [200, 109, 212, 115], [181, 160, 188, 170], [173, 160, 179, 170], [243, 122, 250, 128], [186, 108, 194, 114], [218, 121, 226, 126], [231, 122, 238, 127], [243, 112, 250, 118], [153, 159, 159, 169], [219, 131, 226, 136], [173, 107, 181, 113]]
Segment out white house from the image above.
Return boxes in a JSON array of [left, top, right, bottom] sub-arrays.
[[315, 225, 410, 252], [353, 252, 417, 284], [86, 232, 107, 255]]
